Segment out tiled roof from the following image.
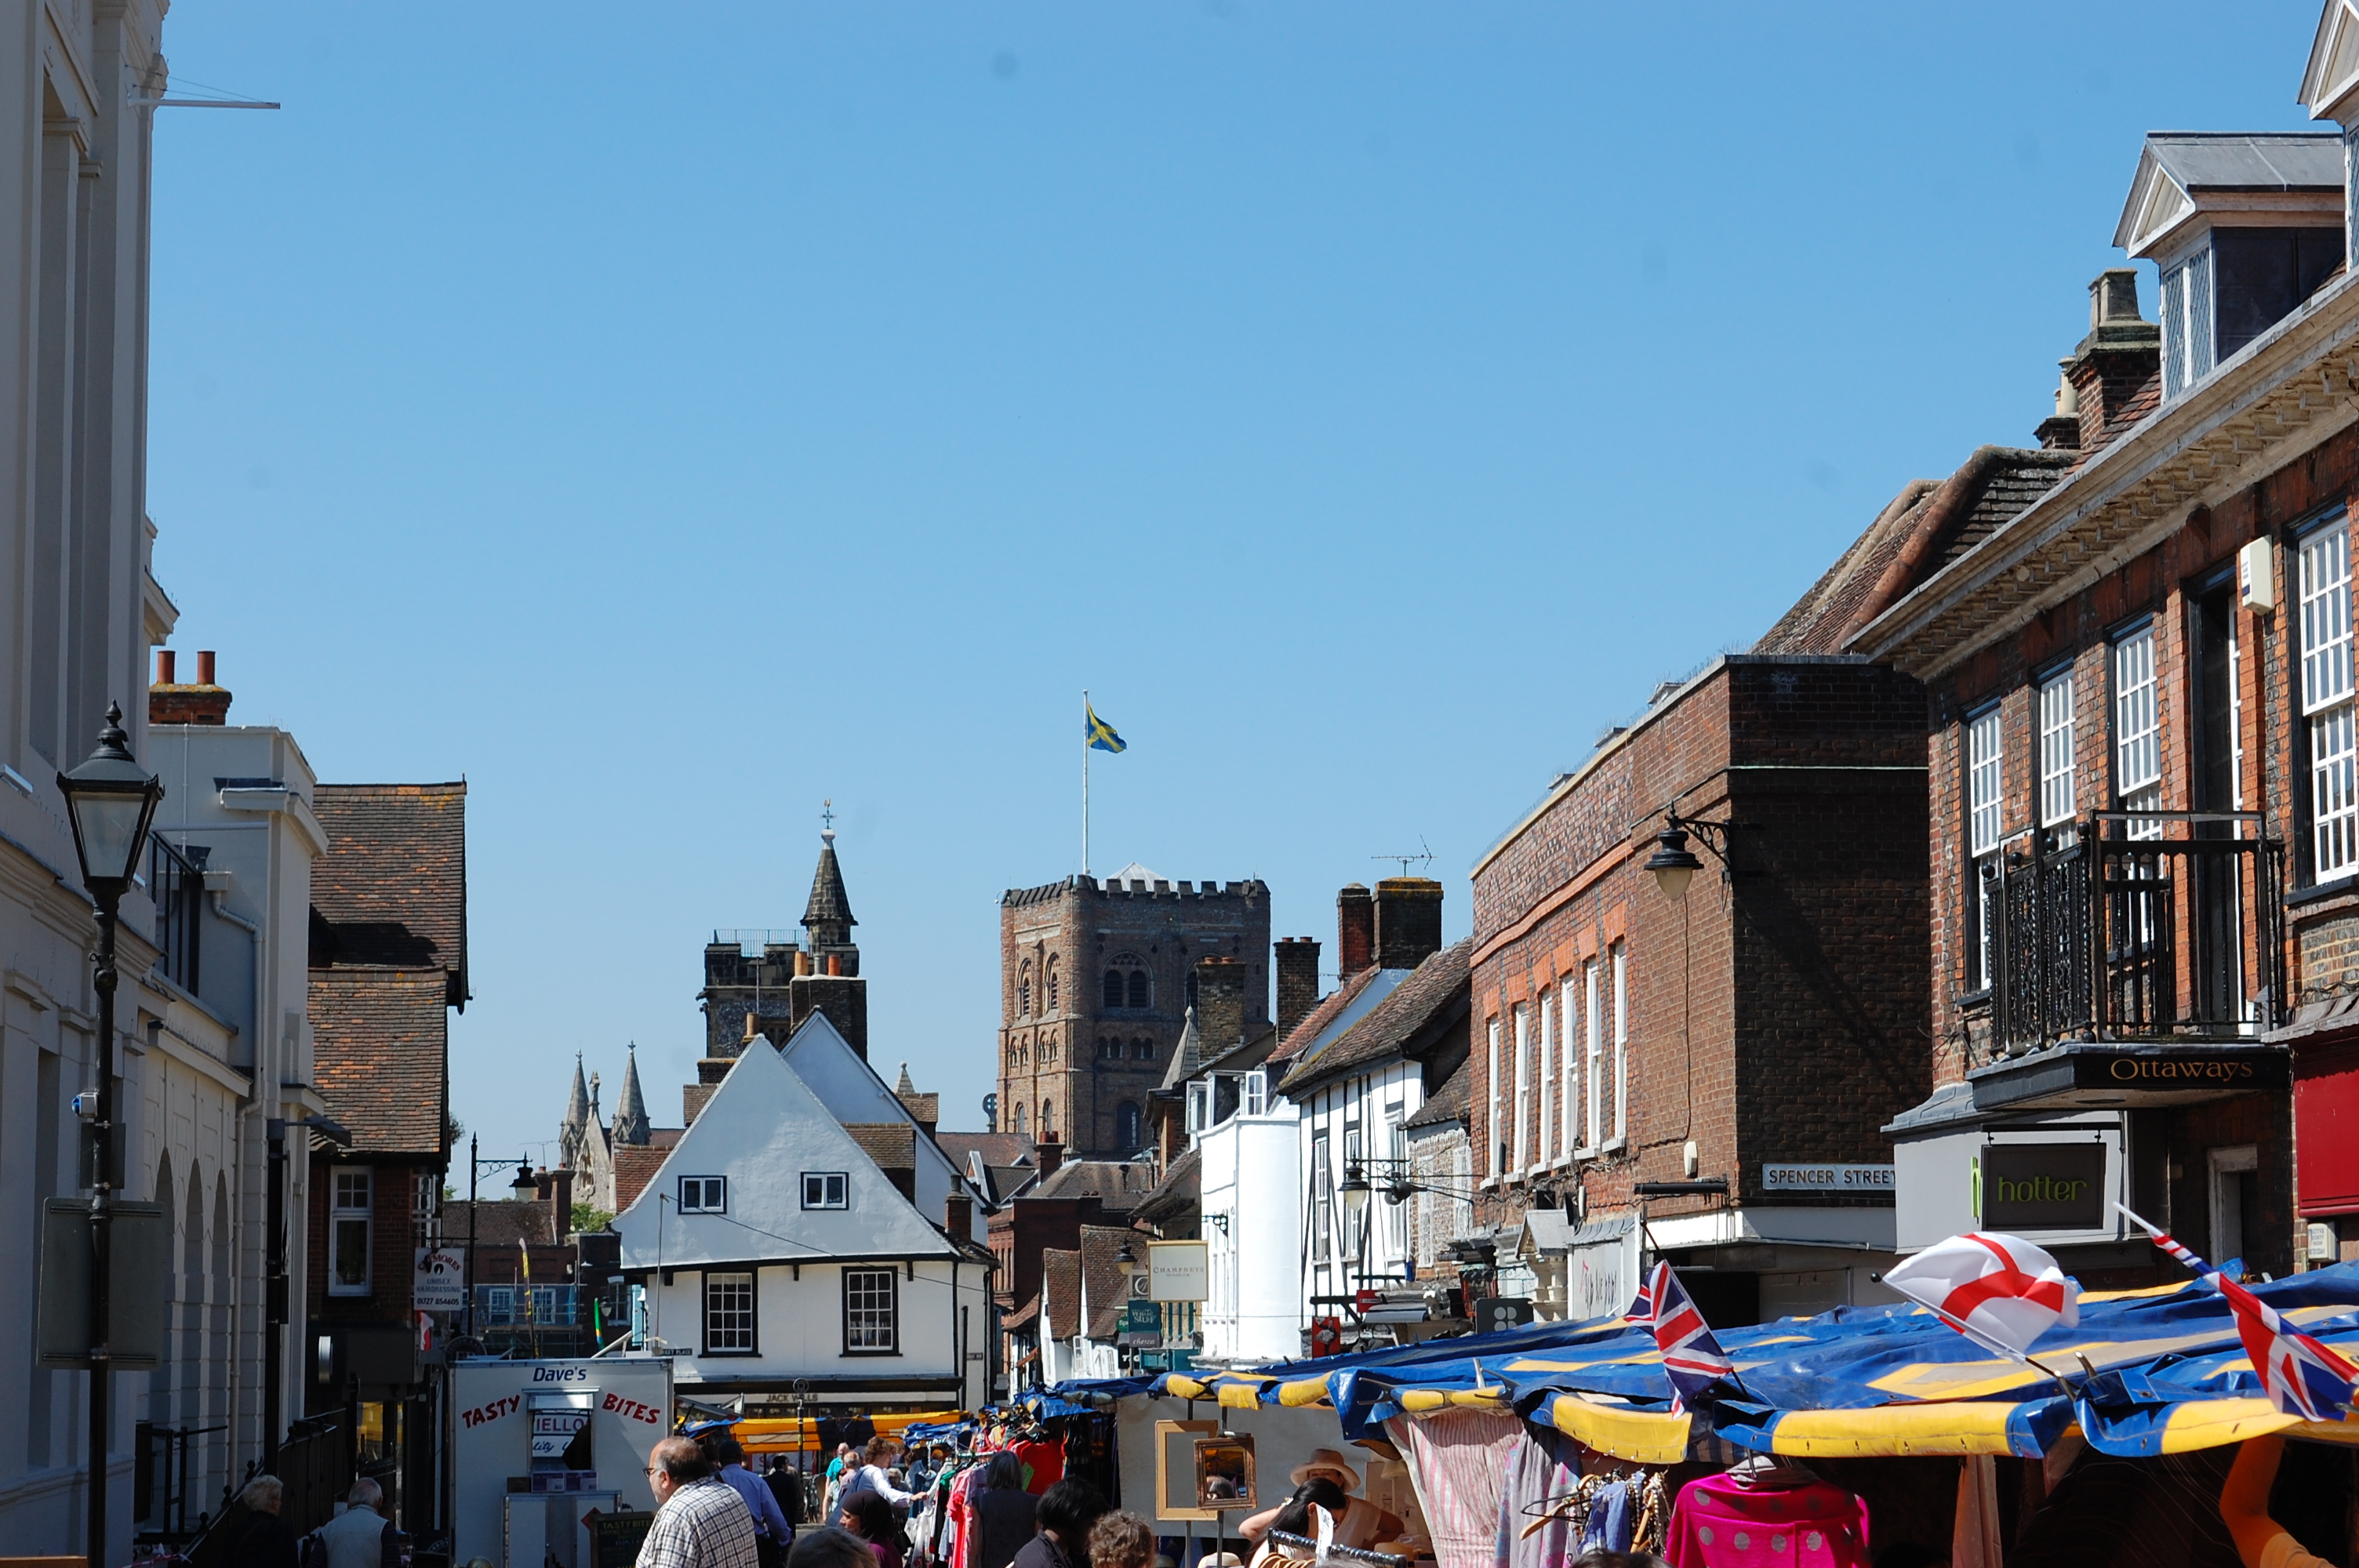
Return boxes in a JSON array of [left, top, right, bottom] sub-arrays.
[[845, 1123, 917, 1171], [1278, 939, 1472, 1095], [1001, 1294, 1041, 1331], [1405, 1059, 1471, 1131], [980, 1165, 1034, 1204], [1079, 1225, 1132, 1341], [615, 1145, 669, 1213], [937, 1131, 1034, 1170], [1042, 1248, 1081, 1339], [311, 782, 468, 1002], [1132, 1145, 1200, 1225], [309, 968, 449, 1156], [1757, 448, 2074, 656], [1266, 967, 1388, 1067], [442, 1199, 563, 1249], [1030, 1159, 1153, 1204]]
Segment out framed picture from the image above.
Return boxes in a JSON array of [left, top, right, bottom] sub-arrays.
[[1154, 1421, 1220, 1522], [1192, 1434, 1257, 1512]]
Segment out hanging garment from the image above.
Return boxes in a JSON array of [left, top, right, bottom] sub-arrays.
[[1664, 1475, 1869, 1568], [1494, 1430, 1584, 1568], [1384, 1412, 1525, 1568], [1581, 1482, 1633, 1555]]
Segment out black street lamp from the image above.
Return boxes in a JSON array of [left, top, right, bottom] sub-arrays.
[[56, 703, 162, 1568], [460, 1138, 544, 1342]]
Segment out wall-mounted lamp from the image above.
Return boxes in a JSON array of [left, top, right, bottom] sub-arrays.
[[1645, 811, 1732, 899]]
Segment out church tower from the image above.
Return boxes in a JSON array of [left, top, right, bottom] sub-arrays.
[[699, 811, 872, 1059]]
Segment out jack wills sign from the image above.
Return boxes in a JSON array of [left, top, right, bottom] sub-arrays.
[[1980, 1142, 2106, 1231]]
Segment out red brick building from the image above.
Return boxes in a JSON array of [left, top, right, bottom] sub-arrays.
[[1466, 644, 1932, 1327], [304, 782, 465, 1524]]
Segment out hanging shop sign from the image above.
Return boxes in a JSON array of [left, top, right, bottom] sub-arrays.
[[1147, 1240, 1209, 1302], [1979, 1142, 2106, 1231], [414, 1247, 467, 1312]]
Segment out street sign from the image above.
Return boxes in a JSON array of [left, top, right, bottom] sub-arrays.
[[36, 1200, 167, 1368], [1120, 1299, 1162, 1347], [1147, 1240, 1209, 1302], [1353, 1288, 1379, 1314], [414, 1246, 467, 1312]]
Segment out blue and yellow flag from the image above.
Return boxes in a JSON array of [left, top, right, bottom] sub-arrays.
[[1085, 702, 1126, 753]]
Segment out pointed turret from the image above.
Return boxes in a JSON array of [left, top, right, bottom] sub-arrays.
[[565, 1054, 591, 1135], [804, 817, 856, 935], [613, 1044, 651, 1146], [895, 1062, 917, 1095]]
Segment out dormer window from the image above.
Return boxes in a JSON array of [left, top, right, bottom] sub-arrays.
[[2117, 133, 2345, 401]]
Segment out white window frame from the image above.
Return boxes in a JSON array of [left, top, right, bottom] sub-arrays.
[[2304, 517, 2359, 880], [705, 1271, 756, 1355], [1558, 978, 1579, 1162], [2208, 1144, 2259, 1269], [1536, 993, 1554, 1167], [1583, 960, 1602, 1153], [1609, 942, 1629, 1148], [1510, 1004, 1530, 1178], [329, 1167, 372, 1298], [1484, 1018, 1503, 1181], [1310, 1129, 1332, 1261], [2114, 624, 2163, 839], [842, 1266, 899, 1354], [678, 1175, 727, 1214], [1186, 1080, 1211, 1137], [2037, 669, 2076, 829], [801, 1172, 847, 1210], [1242, 1069, 1268, 1116], [1966, 706, 2004, 993]]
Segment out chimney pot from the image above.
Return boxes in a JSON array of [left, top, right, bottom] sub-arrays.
[[154, 649, 176, 685], [1336, 884, 1375, 978], [196, 650, 216, 685], [1037, 1140, 1063, 1181], [1193, 956, 1249, 1055], [827, 953, 842, 977]]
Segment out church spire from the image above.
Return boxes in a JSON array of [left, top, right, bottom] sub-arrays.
[[613, 1044, 650, 1146], [802, 806, 856, 953], [564, 1053, 591, 1135]]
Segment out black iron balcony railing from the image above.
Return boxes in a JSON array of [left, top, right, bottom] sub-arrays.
[[1990, 811, 2284, 1054]]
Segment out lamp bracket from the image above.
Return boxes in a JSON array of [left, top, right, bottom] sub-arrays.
[[1663, 809, 1735, 863]]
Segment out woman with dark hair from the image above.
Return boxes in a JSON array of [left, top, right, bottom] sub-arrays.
[[970, 1452, 1040, 1568], [838, 1490, 906, 1568], [1244, 1481, 1350, 1568], [1012, 1479, 1110, 1568]]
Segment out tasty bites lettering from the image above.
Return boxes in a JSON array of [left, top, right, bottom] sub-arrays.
[[460, 1394, 522, 1429], [603, 1391, 662, 1425]]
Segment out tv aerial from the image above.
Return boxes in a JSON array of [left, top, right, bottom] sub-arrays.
[[1372, 838, 1435, 877]]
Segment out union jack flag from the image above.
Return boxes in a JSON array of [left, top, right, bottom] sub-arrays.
[[1630, 1261, 1735, 1413], [2135, 1216, 2359, 1421]]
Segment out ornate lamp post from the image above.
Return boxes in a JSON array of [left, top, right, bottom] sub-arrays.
[[56, 703, 163, 1568]]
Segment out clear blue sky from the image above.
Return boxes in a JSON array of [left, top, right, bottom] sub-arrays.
[[144, 2, 2326, 1168]]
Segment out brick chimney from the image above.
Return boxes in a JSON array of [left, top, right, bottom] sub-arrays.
[[1275, 938, 1321, 1039], [551, 1169, 575, 1238], [1374, 877, 1445, 969], [945, 1192, 972, 1240], [2063, 269, 2161, 459], [1194, 956, 1248, 1055], [1336, 884, 1375, 978], [149, 648, 233, 726], [1037, 1140, 1063, 1181]]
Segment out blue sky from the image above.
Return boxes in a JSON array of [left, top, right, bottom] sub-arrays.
[[144, 2, 2327, 1167]]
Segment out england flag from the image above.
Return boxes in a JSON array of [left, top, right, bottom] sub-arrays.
[[1631, 1260, 1736, 1412], [2128, 1212, 2358, 1421], [1883, 1232, 2081, 1359]]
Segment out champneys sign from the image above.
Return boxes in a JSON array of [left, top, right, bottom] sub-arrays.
[[1761, 1163, 1896, 1192]]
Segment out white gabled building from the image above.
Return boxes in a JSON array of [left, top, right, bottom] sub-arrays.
[[615, 1030, 995, 1411]]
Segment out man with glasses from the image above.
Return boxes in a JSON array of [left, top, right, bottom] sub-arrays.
[[639, 1436, 759, 1568]]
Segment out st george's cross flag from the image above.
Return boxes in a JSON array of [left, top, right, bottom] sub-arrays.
[[1630, 1260, 1736, 1412], [1883, 1232, 2081, 1359], [2123, 1207, 2359, 1421]]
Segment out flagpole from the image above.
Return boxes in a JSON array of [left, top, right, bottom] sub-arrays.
[[1082, 689, 1091, 877]]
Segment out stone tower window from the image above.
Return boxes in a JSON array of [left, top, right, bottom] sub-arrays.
[[1106, 954, 1149, 1011], [1129, 970, 1151, 1009], [1116, 1101, 1143, 1152], [1040, 1099, 1057, 1138], [1018, 960, 1033, 1018], [1046, 956, 1060, 1012]]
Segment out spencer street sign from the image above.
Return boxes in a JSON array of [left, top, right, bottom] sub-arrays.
[[1979, 1142, 2106, 1231]]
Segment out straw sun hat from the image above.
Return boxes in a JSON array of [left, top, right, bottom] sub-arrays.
[[1289, 1449, 1362, 1493]]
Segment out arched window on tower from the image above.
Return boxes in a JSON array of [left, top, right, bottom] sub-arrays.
[[1041, 1100, 1057, 1139], [1129, 969, 1151, 1010], [1012, 1102, 1027, 1137], [1116, 1101, 1143, 1152], [1103, 968, 1125, 1009], [1046, 956, 1060, 1012], [1017, 960, 1033, 1018]]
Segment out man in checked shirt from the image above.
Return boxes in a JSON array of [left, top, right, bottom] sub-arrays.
[[640, 1436, 760, 1568]]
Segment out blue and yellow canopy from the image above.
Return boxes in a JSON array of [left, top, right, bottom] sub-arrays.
[[1118, 1263, 2359, 1462]]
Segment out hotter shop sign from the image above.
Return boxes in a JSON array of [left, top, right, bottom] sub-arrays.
[[1761, 1163, 1895, 1192], [1979, 1142, 2106, 1230]]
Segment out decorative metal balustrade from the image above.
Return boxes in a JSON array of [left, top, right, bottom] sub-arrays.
[[1989, 811, 2285, 1055]]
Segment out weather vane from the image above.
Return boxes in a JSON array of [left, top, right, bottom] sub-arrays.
[[822, 798, 836, 837]]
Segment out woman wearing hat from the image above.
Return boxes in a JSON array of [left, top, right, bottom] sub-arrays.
[[1238, 1451, 1404, 1552]]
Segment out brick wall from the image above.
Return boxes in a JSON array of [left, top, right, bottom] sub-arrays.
[[1467, 657, 1928, 1233]]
